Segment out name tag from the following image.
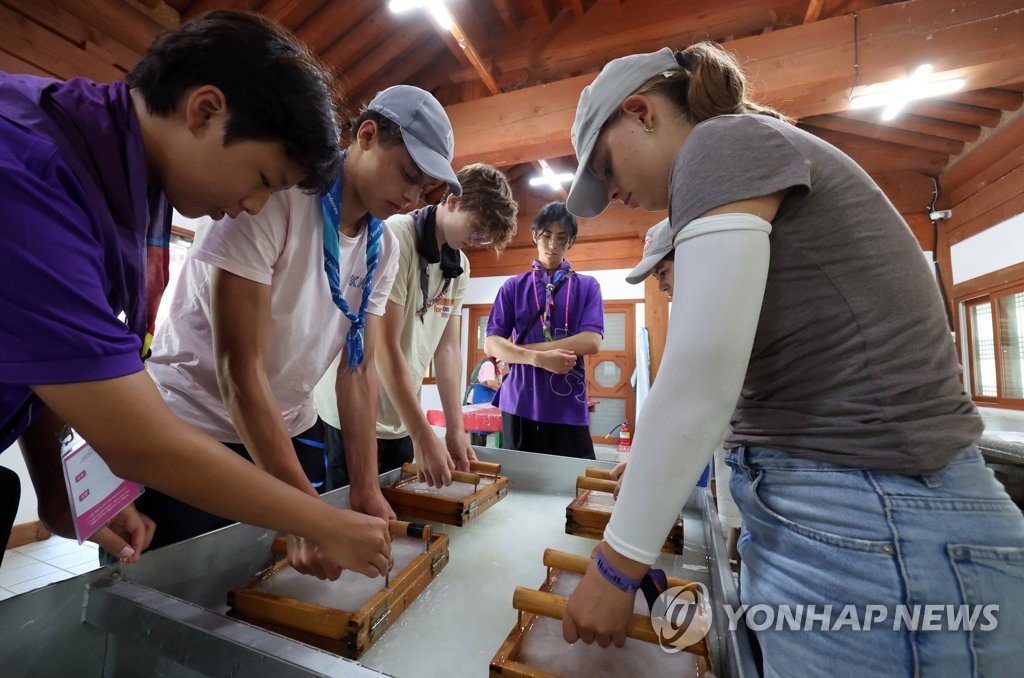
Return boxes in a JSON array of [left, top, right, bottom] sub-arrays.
[[60, 429, 144, 544]]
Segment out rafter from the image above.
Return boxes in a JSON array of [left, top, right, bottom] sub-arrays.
[[444, 0, 1024, 169], [840, 110, 981, 143], [531, 0, 551, 25], [803, 0, 825, 23], [337, 20, 433, 101], [320, 9, 397, 75], [799, 114, 964, 156], [474, 0, 775, 91], [944, 88, 1024, 112], [490, 0, 518, 33], [802, 125, 949, 174], [295, 0, 377, 54], [3, 0, 143, 70]]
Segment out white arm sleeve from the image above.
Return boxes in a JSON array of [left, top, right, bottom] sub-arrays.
[[604, 213, 770, 564]]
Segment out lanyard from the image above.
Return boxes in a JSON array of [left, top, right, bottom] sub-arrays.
[[530, 268, 572, 341], [320, 165, 382, 370]]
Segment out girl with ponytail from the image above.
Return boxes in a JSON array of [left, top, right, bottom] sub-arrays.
[[560, 42, 1023, 676]]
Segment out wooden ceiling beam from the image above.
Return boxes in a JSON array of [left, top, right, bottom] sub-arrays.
[[320, 8, 403, 76], [500, 203, 660, 249], [942, 111, 1024, 206], [347, 40, 448, 111], [801, 125, 949, 174], [803, 0, 825, 23], [0, 4, 125, 82], [446, 0, 1022, 168], [869, 170, 938, 214], [183, 0, 254, 21], [901, 100, 1004, 129], [0, 48, 50, 78], [3, 0, 143, 70], [531, 0, 551, 25], [467, 237, 645, 277], [129, 0, 179, 29], [57, 0, 167, 56], [839, 110, 980, 143], [799, 114, 964, 156], [490, 0, 518, 33], [482, 0, 775, 87], [944, 88, 1024, 112], [337, 20, 433, 101], [256, 0, 322, 26], [295, 0, 376, 54]]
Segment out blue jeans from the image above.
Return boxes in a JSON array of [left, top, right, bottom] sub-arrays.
[[727, 445, 1024, 677]]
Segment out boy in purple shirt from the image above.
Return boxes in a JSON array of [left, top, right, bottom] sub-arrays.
[[0, 11, 391, 578], [485, 202, 605, 459]]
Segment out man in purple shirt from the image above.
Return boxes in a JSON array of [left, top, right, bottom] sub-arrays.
[[485, 202, 605, 459], [0, 11, 391, 578]]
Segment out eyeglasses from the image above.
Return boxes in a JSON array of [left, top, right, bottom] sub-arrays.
[[536, 232, 571, 249], [466, 228, 493, 246]]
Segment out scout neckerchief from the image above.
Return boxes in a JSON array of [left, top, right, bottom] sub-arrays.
[[413, 205, 463, 322], [320, 154, 382, 370], [530, 259, 573, 341]]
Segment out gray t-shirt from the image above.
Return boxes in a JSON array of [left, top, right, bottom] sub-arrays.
[[669, 114, 981, 475]]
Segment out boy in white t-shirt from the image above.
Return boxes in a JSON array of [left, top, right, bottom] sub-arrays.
[[314, 164, 518, 488], [141, 86, 461, 578]]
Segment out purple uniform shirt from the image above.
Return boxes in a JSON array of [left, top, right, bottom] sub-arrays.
[[0, 73, 169, 451], [487, 264, 604, 426]]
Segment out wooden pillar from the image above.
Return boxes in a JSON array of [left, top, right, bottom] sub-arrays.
[[644, 275, 669, 383]]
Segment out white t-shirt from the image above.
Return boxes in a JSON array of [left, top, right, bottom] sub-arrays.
[[313, 212, 468, 437], [148, 186, 399, 443]]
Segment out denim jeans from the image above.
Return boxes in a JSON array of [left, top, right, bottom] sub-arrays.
[[727, 445, 1024, 677]]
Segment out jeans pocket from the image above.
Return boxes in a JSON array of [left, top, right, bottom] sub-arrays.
[[948, 544, 1024, 678], [746, 470, 895, 554]]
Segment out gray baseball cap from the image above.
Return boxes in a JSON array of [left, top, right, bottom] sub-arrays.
[[567, 48, 680, 218], [626, 218, 672, 284], [368, 85, 462, 196]]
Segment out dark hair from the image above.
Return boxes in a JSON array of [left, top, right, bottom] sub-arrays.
[[611, 41, 788, 128], [531, 201, 578, 242], [348, 109, 404, 148], [126, 10, 342, 192]]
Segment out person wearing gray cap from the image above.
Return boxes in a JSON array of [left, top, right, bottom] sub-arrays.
[[138, 85, 461, 579], [559, 42, 1021, 676]]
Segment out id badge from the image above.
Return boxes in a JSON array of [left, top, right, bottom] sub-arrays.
[[60, 427, 144, 544]]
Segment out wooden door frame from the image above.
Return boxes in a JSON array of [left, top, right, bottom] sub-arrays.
[[587, 300, 636, 446], [465, 303, 493, 386]]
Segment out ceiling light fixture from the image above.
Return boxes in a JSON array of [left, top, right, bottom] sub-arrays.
[[388, 0, 453, 31], [849, 64, 965, 120], [528, 159, 574, 190]]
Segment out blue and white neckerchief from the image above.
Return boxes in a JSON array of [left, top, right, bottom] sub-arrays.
[[320, 165, 382, 370]]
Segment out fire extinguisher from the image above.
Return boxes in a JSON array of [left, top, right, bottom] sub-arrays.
[[616, 421, 632, 452]]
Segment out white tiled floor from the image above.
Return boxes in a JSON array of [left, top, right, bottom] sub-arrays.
[[0, 536, 100, 600]]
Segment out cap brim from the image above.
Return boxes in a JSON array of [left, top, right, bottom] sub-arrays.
[[565, 128, 609, 218], [625, 244, 671, 284], [405, 135, 462, 196], [566, 167, 609, 218]]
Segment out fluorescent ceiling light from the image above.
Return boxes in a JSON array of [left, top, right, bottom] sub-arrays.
[[388, 0, 453, 31], [849, 64, 965, 120], [529, 159, 574, 190]]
